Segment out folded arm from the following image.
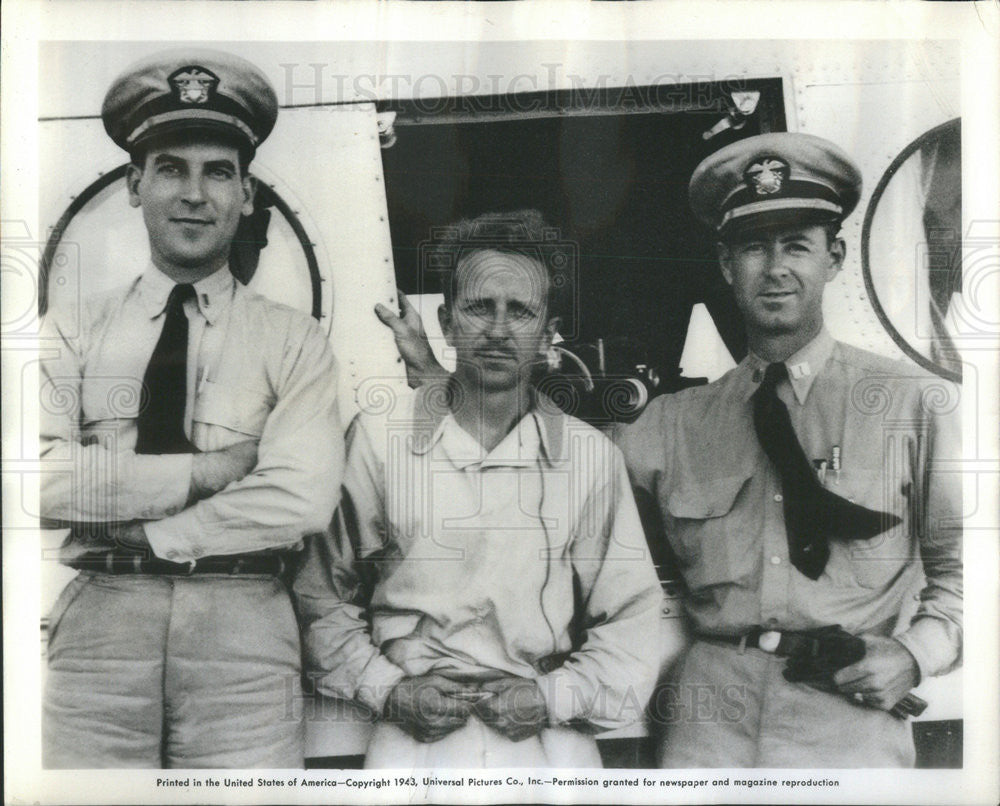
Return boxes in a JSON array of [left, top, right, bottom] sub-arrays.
[[39, 307, 195, 524], [143, 318, 344, 561]]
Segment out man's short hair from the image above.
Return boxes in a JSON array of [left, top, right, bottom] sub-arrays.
[[129, 128, 253, 176], [429, 209, 569, 320]]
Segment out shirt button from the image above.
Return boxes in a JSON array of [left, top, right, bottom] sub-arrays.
[[770, 555, 782, 566], [773, 494, 783, 503], [165, 550, 179, 560], [765, 617, 779, 627]]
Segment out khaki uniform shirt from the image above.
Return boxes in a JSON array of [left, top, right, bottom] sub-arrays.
[[618, 329, 962, 681], [40, 265, 344, 563]]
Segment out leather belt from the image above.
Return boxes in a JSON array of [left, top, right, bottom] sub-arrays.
[[69, 550, 286, 577], [700, 628, 821, 656]]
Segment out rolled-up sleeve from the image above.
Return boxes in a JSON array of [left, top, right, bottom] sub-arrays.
[[144, 317, 344, 561], [538, 445, 663, 731], [293, 415, 405, 714]]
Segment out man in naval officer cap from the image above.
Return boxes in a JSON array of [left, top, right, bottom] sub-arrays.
[[617, 132, 962, 767], [40, 49, 343, 768], [380, 132, 963, 768]]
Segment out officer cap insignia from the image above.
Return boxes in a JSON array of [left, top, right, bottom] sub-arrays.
[[169, 66, 219, 105], [745, 157, 788, 196]]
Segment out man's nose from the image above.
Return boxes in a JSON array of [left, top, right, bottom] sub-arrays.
[[180, 174, 207, 205], [763, 244, 790, 276], [484, 306, 513, 337]]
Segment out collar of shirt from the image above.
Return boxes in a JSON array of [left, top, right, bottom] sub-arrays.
[[741, 327, 836, 405], [408, 381, 565, 468], [137, 264, 235, 325]]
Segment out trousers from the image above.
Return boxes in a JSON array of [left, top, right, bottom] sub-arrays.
[[654, 640, 915, 768], [43, 572, 304, 768]]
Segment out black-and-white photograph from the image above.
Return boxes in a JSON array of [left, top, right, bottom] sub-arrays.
[[3, 4, 998, 805]]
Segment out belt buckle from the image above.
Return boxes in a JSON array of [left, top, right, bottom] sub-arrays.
[[758, 630, 782, 653]]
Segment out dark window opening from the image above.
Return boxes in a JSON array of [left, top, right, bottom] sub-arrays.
[[379, 78, 786, 400]]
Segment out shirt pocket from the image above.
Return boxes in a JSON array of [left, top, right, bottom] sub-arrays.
[[662, 471, 755, 591], [193, 380, 273, 440], [822, 467, 910, 590]]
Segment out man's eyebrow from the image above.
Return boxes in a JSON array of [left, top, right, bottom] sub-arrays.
[[778, 231, 812, 243], [459, 294, 488, 305], [204, 159, 238, 172]]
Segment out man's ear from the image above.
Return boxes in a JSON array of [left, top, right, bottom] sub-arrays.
[[717, 241, 734, 286], [540, 315, 561, 355], [241, 174, 257, 217], [438, 303, 454, 347], [126, 164, 143, 209], [826, 237, 846, 281]]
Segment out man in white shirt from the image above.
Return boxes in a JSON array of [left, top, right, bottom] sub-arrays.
[[294, 210, 662, 767]]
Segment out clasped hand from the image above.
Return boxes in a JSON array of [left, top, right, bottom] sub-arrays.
[[383, 673, 548, 743]]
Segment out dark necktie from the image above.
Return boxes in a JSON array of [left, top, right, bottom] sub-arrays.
[[752, 362, 901, 580], [135, 283, 199, 455]]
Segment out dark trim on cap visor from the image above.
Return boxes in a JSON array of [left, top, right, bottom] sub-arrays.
[[119, 91, 259, 147], [718, 207, 843, 241], [722, 179, 843, 216], [720, 197, 843, 228], [126, 118, 258, 163], [129, 110, 258, 147]]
